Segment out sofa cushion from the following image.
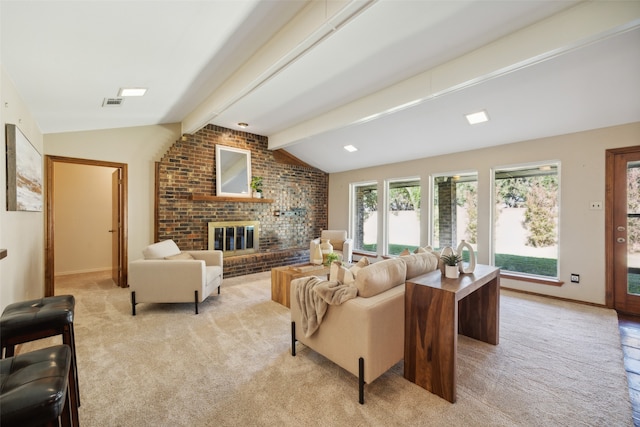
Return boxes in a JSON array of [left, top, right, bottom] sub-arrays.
[[143, 239, 181, 259], [401, 252, 439, 280], [165, 252, 194, 260], [329, 262, 356, 286], [355, 258, 407, 298], [349, 257, 369, 277]]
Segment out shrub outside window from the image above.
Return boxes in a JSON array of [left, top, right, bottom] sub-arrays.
[[493, 162, 560, 278]]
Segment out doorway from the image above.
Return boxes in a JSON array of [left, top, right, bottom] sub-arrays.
[[45, 156, 128, 296], [606, 146, 640, 314]]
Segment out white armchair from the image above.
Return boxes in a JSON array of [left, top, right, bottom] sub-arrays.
[[310, 230, 353, 263], [128, 239, 223, 315]]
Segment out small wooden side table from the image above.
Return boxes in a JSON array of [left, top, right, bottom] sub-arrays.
[[271, 263, 330, 308], [404, 264, 500, 403]]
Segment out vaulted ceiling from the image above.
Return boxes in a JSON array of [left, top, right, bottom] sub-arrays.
[[2, 0, 639, 173]]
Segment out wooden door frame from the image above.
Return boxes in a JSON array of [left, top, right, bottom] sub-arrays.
[[45, 155, 128, 296], [605, 146, 640, 309]]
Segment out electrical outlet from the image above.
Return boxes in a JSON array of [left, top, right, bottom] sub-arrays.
[[570, 274, 580, 283], [590, 201, 602, 210]]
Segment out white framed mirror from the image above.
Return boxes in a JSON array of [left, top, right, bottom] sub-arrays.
[[216, 145, 251, 197]]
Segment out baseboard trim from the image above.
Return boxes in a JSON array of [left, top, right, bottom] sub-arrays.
[[55, 268, 111, 277]]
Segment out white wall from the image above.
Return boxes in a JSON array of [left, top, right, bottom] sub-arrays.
[[44, 124, 181, 270], [329, 122, 640, 305], [54, 162, 115, 275], [1, 67, 45, 310]]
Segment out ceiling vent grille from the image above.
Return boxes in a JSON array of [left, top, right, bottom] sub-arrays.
[[102, 97, 124, 107]]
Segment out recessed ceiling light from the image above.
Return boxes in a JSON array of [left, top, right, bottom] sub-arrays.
[[118, 87, 147, 97], [465, 110, 489, 125], [344, 145, 358, 152], [237, 122, 249, 128]]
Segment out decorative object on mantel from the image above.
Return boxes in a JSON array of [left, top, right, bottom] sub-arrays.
[[250, 176, 263, 199], [311, 244, 323, 265], [441, 252, 462, 279], [456, 239, 476, 273], [320, 239, 333, 265], [215, 145, 251, 198]]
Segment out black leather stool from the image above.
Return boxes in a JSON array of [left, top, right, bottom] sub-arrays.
[[1, 295, 80, 414], [0, 345, 78, 427]]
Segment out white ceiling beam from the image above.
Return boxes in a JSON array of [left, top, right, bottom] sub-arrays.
[[268, 0, 640, 150], [181, 0, 376, 135]]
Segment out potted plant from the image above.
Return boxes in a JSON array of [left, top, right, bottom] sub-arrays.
[[441, 253, 462, 279], [250, 176, 263, 198], [325, 252, 340, 266]]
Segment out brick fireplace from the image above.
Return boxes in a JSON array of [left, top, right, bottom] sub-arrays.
[[155, 124, 328, 277]]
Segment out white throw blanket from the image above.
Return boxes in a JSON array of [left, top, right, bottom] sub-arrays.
[[295, 276, 358, 337]]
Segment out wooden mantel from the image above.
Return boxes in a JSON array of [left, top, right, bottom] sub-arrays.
[[190, 194, 273, 203], [0, 249, 7, 260]]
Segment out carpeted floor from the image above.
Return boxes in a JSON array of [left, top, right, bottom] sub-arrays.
[[22, 271, 632, 426]]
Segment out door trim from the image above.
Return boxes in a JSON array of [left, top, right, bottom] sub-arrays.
[[45, 155, 128, 296], [605, 146, 640, 309]]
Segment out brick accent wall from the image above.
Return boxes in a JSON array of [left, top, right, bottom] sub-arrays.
[[156, 124, 328, 277]]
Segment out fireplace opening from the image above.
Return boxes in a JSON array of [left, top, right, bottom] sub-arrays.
[[208, 221, 259, 257]]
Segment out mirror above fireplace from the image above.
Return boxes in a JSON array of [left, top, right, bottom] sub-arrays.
[[216, 145, 251, 197]]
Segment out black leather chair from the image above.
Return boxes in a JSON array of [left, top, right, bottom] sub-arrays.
[[0, 345, 77, 427], [1, 295, 80, 417]]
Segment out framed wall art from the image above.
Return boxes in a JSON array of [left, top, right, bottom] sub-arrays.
[[6, 124, 42, 211]]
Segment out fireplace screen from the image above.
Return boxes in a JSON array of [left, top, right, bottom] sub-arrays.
[[208, 221, 259, 256]]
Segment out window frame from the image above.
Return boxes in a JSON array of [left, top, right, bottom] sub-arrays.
[[429, 170, 479, 251], [349, 180, 379, 255], [384, 176, 421, 256], [490, 160, 562, 282]]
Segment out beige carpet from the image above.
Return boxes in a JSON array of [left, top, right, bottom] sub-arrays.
[[22, 271, 632, 426]]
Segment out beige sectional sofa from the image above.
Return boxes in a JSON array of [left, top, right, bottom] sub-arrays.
[[290, 250, 439, 403]]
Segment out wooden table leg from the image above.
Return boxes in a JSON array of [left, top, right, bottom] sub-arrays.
[[404, 282, 458, 403], [458, 275, 500, 345]]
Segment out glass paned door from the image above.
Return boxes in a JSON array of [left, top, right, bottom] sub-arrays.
[[626, 162, 640, 296], [611, 147, 640, 314]]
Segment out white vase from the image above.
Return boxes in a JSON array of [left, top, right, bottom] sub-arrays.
[[320, 238, 333, 265], [456, 240, 476, 274], [311, 243, 323, 265], [445, 265, 460, 279], [252, 191, 261, 199]]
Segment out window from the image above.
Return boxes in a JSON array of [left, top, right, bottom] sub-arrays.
[[493, 162, 559, 278], [386, 178, 421, 255], [431, 173, 478, 258], [351, 182, 378, 253]]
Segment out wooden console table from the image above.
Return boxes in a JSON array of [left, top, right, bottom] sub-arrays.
[[271, 264, 330, 308], [404, 264, 500, 403]]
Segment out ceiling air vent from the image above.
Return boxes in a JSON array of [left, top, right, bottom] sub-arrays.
[[102, 97, 124, 107]]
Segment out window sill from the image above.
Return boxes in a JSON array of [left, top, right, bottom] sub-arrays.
[[500, 271, 564, 286]]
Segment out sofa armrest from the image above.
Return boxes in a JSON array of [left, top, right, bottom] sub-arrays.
[[185, 250, 223, 267]]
